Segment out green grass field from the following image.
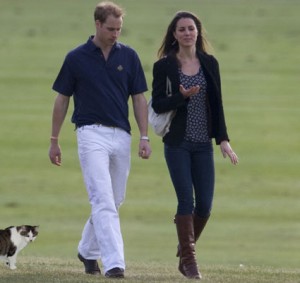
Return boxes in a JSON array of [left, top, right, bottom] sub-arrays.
[[0, 0, 299, 282]]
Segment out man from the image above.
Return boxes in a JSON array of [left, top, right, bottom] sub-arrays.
[[48, 1, 151, 278]]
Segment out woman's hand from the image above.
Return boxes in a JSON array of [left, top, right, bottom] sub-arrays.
[[220, 141, 238, 165], [179, 84, 200, 98]]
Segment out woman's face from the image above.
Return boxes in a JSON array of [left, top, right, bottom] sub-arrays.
[[173, 17, 198, 48]]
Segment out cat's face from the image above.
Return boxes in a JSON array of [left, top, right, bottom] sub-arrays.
[[17, 225, 39, 243]]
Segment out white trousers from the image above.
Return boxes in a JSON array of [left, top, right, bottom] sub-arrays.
[[76, 124, 131, 273]]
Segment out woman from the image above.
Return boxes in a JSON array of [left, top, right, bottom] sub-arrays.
[[151, 11, 238, 279]]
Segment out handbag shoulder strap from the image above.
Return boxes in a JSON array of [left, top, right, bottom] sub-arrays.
[[166, 76, 172, 97]]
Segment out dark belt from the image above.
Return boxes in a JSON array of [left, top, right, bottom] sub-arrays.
[[94, 123, 115, 128], [76, 123, 115, 129]]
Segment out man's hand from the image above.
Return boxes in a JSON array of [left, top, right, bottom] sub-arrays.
[[49, 142, 62, 166], [138, 140, 152, 159]]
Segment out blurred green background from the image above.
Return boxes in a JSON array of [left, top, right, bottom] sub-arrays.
[[0, 0, 299, 271]]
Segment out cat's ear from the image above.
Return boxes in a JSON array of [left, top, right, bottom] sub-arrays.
[[34, 226, 39, 232], [17, 225, 27, 232]]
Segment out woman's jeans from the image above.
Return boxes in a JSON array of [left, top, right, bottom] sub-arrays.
[[164, 141, 215, 217]]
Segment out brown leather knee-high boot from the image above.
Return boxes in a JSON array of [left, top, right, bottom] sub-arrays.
[[194, 214, 209, 243], [175, 214, 209, 278], [175, 214, 200, 279]]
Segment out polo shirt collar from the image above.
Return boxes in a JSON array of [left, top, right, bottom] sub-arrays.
[[86, 36, 121, 52]]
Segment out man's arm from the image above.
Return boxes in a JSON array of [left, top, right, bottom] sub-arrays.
[[48, 94, 70, 166], [132, 93, 152, 159]]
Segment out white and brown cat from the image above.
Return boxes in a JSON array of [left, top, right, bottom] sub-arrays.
[[0, 225, 39, 270]]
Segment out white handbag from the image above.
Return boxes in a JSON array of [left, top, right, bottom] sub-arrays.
[[148, 77, 176, 137]]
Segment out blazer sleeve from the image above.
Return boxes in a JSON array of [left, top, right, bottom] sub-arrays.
[[151, 58, 186, 114], [211, 56, 229, 144]]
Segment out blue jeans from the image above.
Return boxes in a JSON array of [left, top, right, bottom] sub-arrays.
[[164, 141, 215, 217]]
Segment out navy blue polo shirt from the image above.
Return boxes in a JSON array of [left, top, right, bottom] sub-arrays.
[[52, 36, 148, 133]]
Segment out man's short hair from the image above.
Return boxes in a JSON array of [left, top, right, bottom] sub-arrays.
[[94, 1, 125, 23]]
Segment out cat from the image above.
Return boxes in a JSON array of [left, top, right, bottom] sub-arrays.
[[0, 225, 39, 270]]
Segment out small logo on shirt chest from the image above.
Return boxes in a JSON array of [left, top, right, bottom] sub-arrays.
[[117, 65, 123, 71]]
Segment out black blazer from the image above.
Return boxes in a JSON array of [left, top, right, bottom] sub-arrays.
[[151, 51, 229, 145]]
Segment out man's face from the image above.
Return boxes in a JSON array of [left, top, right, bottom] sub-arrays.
[[96, 15, 122, 47]]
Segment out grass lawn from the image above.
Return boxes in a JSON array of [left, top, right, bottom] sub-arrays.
[[0, 257, 300, 283], [0, 0, 299, 282]]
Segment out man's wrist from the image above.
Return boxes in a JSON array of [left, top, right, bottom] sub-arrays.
[[140, 136, 150, 142], [50, 136, 59, 143]]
